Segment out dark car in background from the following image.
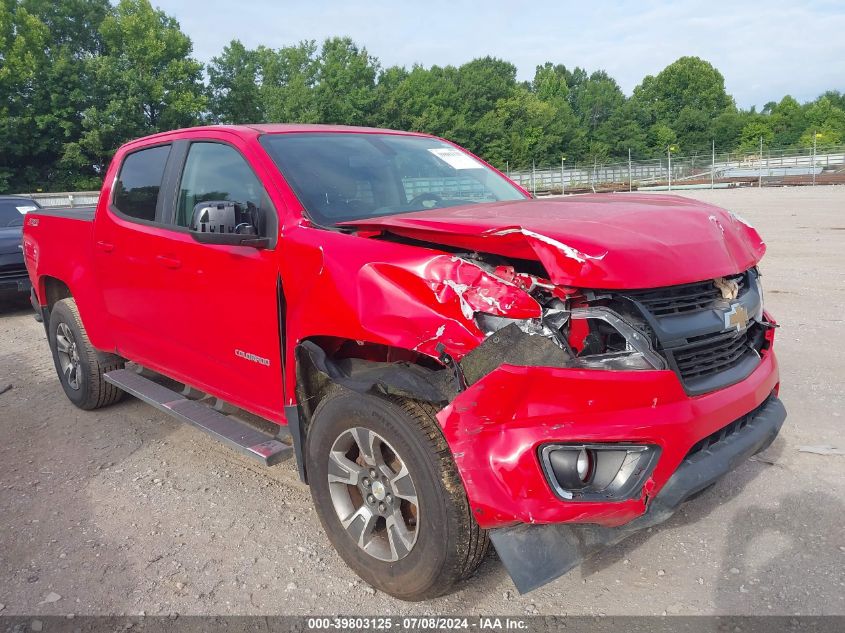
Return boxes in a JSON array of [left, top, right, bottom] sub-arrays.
[[0, 195, 41, 304]]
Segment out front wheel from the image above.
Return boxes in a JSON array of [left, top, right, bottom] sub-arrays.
[[306, 389, 488, 601], [48, 298, 125, 410]]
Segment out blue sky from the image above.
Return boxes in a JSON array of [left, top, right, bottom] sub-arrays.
[[156, 0, 844, 109]]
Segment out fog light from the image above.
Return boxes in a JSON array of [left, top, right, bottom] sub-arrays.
[[576, 448, 592, 482], [539, 443, 660, 501]]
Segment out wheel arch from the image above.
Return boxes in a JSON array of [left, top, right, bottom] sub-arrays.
[[36, 275, 73, 329], [288, 335, 458, 483]]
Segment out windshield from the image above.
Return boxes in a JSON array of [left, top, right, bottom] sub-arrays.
[[0, 199, 38, 228], [260, 133, 526, 225]]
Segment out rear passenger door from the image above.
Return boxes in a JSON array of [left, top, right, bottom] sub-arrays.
[[93, 143, 182, 366]]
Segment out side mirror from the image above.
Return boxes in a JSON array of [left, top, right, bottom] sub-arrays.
[[189, 201, 268, 248]]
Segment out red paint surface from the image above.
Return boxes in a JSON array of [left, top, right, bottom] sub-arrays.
[[339, 194, 766, 289], [24, 124, 777, 528]]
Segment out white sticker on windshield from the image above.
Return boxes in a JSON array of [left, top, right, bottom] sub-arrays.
[[428, 148, 483, 170], [16, 206, 37, 214]]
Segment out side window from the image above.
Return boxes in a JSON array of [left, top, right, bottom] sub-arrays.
[[113, 145, 171, 222], [176, 142, 269, 228]]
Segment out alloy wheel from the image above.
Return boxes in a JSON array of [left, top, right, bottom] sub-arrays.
[[327, 427, 419, 562], [55, 322, 81, 390]]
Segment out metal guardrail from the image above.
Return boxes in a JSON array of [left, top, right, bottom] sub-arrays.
[[507, 145, 845, 193], [16, 191, 100, 208]]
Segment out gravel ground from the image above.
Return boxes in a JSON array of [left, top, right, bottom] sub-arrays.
[[0, 186, 843, 616]]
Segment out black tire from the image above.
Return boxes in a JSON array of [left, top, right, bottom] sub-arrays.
[[306, 388, 488, 601], [48, 298, 125, 410]]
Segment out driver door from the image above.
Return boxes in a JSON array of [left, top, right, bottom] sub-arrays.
[[155, 139, 284, 421]]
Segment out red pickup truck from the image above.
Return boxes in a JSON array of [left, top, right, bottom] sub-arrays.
[[23, 124, 785, 600]]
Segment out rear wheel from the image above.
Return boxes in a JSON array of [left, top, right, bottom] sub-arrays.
[[48, 298, 124, 410], [306, 389, 488, 601]]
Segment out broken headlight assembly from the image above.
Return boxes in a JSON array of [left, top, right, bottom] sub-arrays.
[[474, 303, 666, 371], [539, 443, 661, 501], [566, 306, 666, 370]]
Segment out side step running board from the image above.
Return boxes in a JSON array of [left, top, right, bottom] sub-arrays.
[[104, 368, 292, 466]]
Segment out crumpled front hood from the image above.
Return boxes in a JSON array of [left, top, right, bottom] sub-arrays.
[[340, 194, 766, 289], [0, 227, 24, 256]]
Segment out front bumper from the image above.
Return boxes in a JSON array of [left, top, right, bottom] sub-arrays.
[[0, 252, 30, 296], [489, 395, 786, 592], [0, 274, 30, 295], [437, 346, 780, 529]]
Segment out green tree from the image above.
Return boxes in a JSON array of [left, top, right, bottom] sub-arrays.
[[0, 0, 110, 191], [476, 88, 566, 169], [737, 120, 773, 153], [0, 1, 50, 190], [61, 0, 205, 187], [313, 37, 378, 125], [379, 64, 462, 139], [631, 56, 733, 155], [798, 96, 845, 149], [207, 40, 262, 123], [531, 62, 569, 103], [260, 41, 320, 123], [765, 95, 805, 147], [649, 123, 677, 152], [634, 56, 732, 122]]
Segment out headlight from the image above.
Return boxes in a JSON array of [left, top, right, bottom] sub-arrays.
[[566, 307, 666, 370], [567, 350, 655, 370], [474, 305, 665, 371]]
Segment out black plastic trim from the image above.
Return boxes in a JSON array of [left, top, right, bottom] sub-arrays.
[[28, 207, 96, 221], [285, 404, 307, 483]]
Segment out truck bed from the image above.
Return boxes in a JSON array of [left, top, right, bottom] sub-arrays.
[[23, 205, 114, 349]]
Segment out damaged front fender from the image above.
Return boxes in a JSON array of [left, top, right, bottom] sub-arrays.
[[355, 254, 541, 358]]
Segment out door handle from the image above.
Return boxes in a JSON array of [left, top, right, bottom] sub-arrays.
[[96, 241, 114, 253], [156, 255, 182, 269]]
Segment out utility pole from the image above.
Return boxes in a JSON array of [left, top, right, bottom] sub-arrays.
[[531, 160, 536, 196], [759, 136, 763, 188], [711, 139, 715, 190], [628, 148, 632, 192], [560, 157, 566, 196], [812, 131, 817, 186], [667, 146, 672, 191], [505, 161, 509, 178]]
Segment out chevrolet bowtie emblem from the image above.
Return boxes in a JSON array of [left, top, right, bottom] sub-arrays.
[[724, 304, 749, 331]]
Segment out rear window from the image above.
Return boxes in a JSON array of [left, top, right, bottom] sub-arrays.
[[113, 145, 171, 221], [0, 199, 38, 227]]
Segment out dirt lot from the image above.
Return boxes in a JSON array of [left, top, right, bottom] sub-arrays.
[[1, 186, 843, 617]]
